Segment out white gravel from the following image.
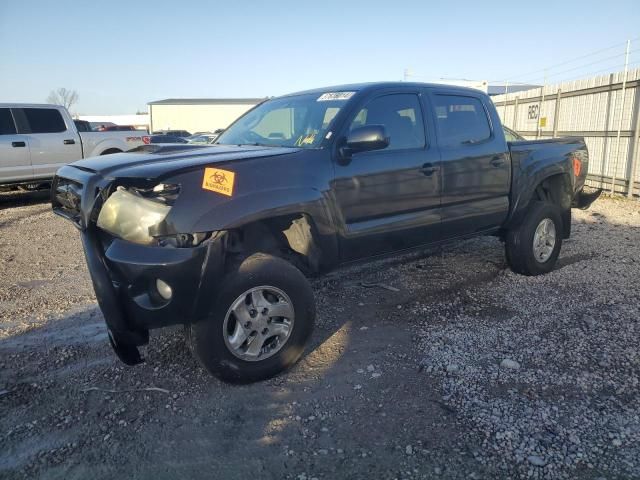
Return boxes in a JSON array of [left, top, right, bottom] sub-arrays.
[[416, 196, 640, 479]]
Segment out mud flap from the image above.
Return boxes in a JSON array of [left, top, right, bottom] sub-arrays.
[[108, 329, 146, 366], [572, 188, 602, 210]]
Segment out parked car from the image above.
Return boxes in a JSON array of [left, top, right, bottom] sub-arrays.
[[152, 129, 191, 138], [52, 82, 600, 382], [146, 135, 188, 144], [100, 125, 138, 132], [0, 104, 148, 187], [90, 122, 116, 131]]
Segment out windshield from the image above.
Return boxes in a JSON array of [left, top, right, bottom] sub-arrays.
[[216, 92, 353, 148]]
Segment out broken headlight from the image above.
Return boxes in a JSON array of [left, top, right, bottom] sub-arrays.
[[97, 185, 175, 245], [97, 184, 213, 248]]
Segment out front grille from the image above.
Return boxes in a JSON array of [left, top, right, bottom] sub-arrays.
[[52, 176, 83, 227]]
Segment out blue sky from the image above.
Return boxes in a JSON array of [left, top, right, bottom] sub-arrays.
[[1, 0, 638, 114]]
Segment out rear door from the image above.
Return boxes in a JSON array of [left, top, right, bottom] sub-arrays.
[[428, 91, 510, 238], [15, 107, 82, 179], [332, 91, 441, 260], [0, 108, 32, 183]]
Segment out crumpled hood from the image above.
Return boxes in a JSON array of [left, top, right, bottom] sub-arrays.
[[70, 144, 301, 180]]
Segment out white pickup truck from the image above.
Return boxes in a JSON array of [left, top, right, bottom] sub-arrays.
[[0, 104, 148, 188]]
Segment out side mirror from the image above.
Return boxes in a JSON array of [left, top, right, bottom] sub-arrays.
[[345, 125, 389, 154]]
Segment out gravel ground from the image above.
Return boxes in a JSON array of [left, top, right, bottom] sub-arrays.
[[0, 189, 638, 480]]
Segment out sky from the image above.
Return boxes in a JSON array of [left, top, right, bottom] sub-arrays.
[[1, 0, 638, 115]]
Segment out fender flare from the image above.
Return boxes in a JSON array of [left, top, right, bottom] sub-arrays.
[[507, 167, 572, 229], [190, 187, 341, 271]]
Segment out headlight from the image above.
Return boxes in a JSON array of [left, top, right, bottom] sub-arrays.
[[97, 187, 171, 245]]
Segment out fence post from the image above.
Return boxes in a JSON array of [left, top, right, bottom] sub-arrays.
[[552, 89, 562, 138], [627, 88, 640, 198], [502, 82, 509, 121], [611, 39, 631, 194]]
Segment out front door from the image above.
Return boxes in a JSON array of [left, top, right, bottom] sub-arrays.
[[0, 108, 32, 183], [332, 92, 441, 261]]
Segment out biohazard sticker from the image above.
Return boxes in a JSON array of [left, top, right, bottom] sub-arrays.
[[202, 167, 235, 196]]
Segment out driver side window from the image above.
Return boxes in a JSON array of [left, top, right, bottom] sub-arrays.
[[349, 94, 426, 151]]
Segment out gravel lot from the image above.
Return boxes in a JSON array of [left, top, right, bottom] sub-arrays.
[[0, 190, 638, 479]]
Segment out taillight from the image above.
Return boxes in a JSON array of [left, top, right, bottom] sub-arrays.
[[572, 157, 582, 177], [142, 136, 151, 145]]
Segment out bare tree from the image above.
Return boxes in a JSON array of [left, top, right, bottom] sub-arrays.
[[46, 88, 79, 110]]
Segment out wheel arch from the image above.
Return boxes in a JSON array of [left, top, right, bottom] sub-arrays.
[[100, 147, 123, 155], [506, 171, 573, 237], [223, 212, 338, 275]]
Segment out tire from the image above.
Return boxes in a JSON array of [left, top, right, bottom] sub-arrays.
[[505, 201, 563, 276], [185, 253, 315, 383]]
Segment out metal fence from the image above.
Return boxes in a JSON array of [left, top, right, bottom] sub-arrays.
[[491, 68, 640, 198]]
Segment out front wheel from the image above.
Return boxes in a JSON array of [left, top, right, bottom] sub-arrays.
[[185, 253, 315, 383], [505, 201, 563, 276]]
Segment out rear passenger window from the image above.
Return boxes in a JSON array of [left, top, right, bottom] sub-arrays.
[[349, 94, 425, 150], [0, 108, 17, 135], [433, 95, 491, 146], [23, 108, 67, 133]]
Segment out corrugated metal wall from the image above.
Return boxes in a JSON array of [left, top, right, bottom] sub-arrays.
[[492, 68, 640, 197]]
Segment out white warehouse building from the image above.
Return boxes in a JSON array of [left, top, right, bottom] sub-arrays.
[[148, 98, 266, 134]]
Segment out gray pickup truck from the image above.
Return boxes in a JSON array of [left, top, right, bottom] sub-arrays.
[[1, 104, 147, 188], [52, 82, 600, 382]]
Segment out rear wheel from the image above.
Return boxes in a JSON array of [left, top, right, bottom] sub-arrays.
[[185, 253, 315, 383], [505, 201, 563, 276]]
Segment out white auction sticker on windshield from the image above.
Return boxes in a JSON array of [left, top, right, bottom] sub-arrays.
[[317, 92, 355, 102]]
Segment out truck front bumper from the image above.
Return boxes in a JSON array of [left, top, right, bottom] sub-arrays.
[[81, 228, 226, 365]]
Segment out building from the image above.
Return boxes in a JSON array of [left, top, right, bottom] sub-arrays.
[[147, 98, 266, 134]]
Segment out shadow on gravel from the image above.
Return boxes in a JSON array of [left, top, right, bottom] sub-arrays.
[[0, 189, 51, 211]]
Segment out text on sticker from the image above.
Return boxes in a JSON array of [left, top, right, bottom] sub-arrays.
[[202, 167, 235, 196], [317, 92, 355, 102]]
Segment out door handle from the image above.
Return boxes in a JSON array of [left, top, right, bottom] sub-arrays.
[[490, 156, 505, 167], [419, 163, 439, 176], [64, 139, 76, 145], [11, 141, 26, 148]]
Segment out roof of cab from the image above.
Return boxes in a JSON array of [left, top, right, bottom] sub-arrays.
[[279, 81, 486, 98]]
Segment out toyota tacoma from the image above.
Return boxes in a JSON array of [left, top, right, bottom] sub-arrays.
[[51, 82, 600, 382]]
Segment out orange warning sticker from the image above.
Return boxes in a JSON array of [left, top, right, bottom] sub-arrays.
[[202, 167, 235, 196]]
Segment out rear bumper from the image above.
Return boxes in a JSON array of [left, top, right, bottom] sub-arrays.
[[81, 228, 226, 365]]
